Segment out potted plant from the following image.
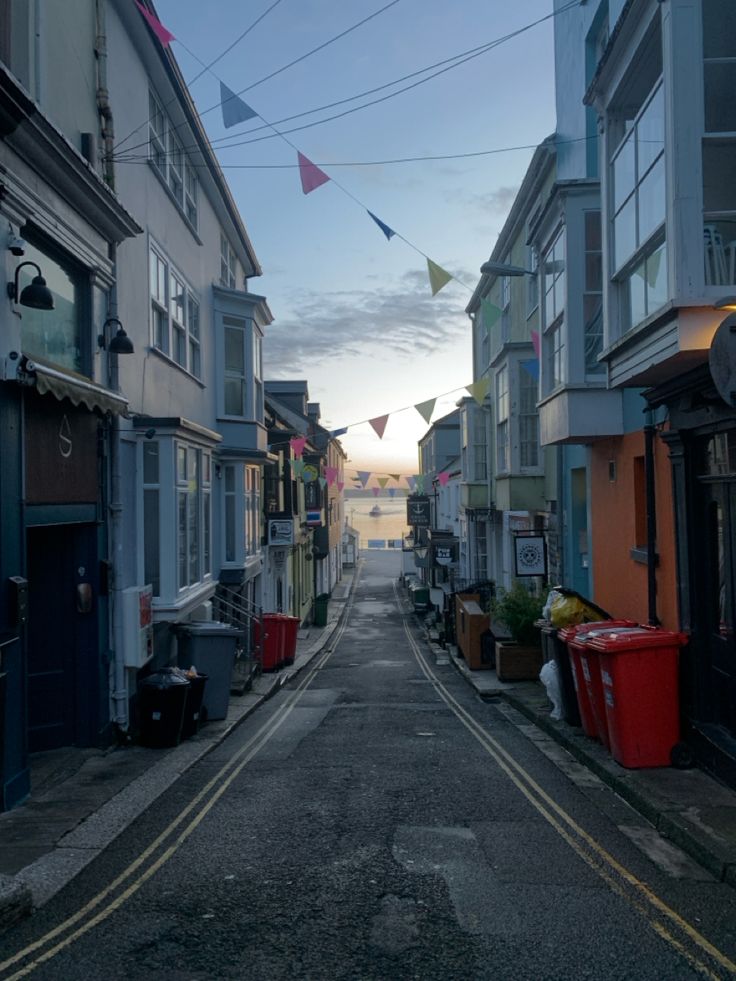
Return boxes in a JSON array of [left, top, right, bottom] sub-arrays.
[[491, 582, 545, 681]]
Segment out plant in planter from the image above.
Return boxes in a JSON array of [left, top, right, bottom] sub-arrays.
[[491, 582, 545, 681]]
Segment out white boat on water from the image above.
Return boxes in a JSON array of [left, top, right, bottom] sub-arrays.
[[369, 504, 382, 516]]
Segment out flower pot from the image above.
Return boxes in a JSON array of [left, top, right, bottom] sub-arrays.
[[495, 639, 543, 681]]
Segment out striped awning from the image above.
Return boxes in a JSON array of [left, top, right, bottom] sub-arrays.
[[21, 356, 128, 416]]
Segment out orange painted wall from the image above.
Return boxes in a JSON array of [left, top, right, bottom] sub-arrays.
[[590, 427, 678, 631]]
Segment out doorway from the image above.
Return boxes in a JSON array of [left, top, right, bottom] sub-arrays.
[[26, 524, 100, 752]]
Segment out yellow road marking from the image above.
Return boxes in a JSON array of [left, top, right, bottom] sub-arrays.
[[396, 582, 736, 980]]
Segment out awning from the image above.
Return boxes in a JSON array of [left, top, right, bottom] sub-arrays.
[[21, 356, 129, 416]]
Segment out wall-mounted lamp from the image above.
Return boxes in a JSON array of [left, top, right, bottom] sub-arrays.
[[7, 261, 55, 310], [98, 317, 134, 355]]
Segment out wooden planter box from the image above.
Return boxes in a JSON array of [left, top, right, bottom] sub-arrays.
[[495, 640, 543, 681]]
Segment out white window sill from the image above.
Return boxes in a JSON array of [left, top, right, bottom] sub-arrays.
[[152, 579, 216, 622]]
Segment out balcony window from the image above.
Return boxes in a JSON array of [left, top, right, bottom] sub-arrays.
[[472, 408, 487, 482], [496, 364, 509, 473], [519, 362, 539, 468], [584, 211, 604, 377], [702, 0, 736, 286], [149, 244, 201, 377], [143, 441, 161, 596], [542, 228, 565, 394]]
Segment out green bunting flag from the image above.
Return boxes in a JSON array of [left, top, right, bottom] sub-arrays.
[[414, 398, 437, 424], [481, 297, 502, 331]]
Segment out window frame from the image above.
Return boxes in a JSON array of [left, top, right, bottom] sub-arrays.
[[495, 364, 509, 475], [148, 89, 199, 231], [149, 241, 202, 379]]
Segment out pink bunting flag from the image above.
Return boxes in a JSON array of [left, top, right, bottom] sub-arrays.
[[298, 152, 330, 194], [325, 466, 338, 486], [290, 436, 307, 457], [369, 415, 389, 439], [438, 472, 450, 487], [135, 1, 175, 45], [531, 330, 541, 358], [372, 487, 380, 497], [337, 481, 344, 492]]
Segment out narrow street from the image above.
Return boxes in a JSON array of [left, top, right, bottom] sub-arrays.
[[2, 552, 736, 981]]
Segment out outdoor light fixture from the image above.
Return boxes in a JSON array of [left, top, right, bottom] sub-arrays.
[[98, 317, 134, 355], [480, 260, 535, 278], [7, 261, 55, 310]]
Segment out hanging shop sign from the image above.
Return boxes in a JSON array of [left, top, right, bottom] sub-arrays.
[[513, 534, 547, 577], [406, 495, 430, 528]]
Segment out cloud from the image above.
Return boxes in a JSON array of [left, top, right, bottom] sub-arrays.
[[483, 185, 520, 214], [264, 268, 470, 374]]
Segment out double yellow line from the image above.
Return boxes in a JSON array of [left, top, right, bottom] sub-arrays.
[[397, 583, 736, 980], [0, 591, 355, 980]]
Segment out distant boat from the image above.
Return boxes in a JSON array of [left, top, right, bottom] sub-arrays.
[[369, 504, 382, 516]]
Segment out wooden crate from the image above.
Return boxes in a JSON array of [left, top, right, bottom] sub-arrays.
[[495, 641, 543, 681]]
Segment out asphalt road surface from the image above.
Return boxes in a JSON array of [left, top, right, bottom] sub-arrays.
[[2, 551, 736, 980]]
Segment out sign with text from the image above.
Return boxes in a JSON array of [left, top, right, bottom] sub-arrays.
[[268, 519, 294, 546], [406, 495, 431, 528]]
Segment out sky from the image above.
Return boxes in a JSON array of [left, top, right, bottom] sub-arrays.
[[148, 0, 558, 480]]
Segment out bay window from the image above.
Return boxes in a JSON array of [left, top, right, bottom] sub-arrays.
[[496, 364, 509, 473], [542, 227, 565, 394], [519, 362, 539, 469]]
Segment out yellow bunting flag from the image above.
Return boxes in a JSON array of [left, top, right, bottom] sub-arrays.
[[369, 415, 389, 439], [377, 477, 389, 489], [427, 259, 453, 296], [414, 398, 437, 424], [389, 474, 401, 482], [466, 378, 490, 405]]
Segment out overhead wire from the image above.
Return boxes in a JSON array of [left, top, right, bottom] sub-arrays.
[[113, 3, 576, 162]]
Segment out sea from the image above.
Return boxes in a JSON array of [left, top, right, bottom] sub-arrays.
[[345, 495, 409, 549]]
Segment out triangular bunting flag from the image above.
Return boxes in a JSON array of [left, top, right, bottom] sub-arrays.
[[521, 359, 539, 381], [298, 151, 330, 194], [337, 481, 345, 492], [357, 471, 371, 487], [427, 259, 453, 296], [415, 398, 437, 424], [369, 415, 389, 439], [388, 488, 396, 498], [325, 467, 338, 486], [481, 297, 502, 331], [406, 476, 416, 491], [330, 427, 348, 437], [367, 211, 396, 241], [438, 471, 450, 487], [319, 477, 327, 489], [291, 459, 304, 477], [135, 2, 175, 45], [466, 378, 490, 405], [377, 477, 389, 489], [531, 330, 541, 358], [220, 82, 257, 129], [372, 487, 381, 497], [290, 436, 307, 458], [389, 474, 401, 483]]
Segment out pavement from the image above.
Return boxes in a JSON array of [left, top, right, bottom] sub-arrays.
[[1, 566, 736, 932]]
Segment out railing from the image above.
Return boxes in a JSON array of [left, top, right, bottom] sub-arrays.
[[212, 585, 262, 691]]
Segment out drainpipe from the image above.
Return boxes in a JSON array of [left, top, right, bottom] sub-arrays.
[[96, 0, 127, 731], [644, 408, 659, 626]]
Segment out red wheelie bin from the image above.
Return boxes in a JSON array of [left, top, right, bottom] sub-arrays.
[[282, 616, 300, 665], [587, 626, 688, 768], [258, 614, 285, 672]]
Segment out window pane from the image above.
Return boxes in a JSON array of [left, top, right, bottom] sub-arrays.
[[613, 134, 636, 212], [703, 140, 736, 212], [629, 262, 647, 328], [19, 239, 82, 373], [225, 378, 244, 416], [647, 242, 668, 311], [703, 0, 736, 58], [144, 489, 160, 597], [203, 491, 211, 574], [584, 295, 604, 373], [225, 326, 244, 372], [173, 324, 186, 367], [225, 493, 235, 562], [638, 156, 666, 244], [178, 445, 187, 481], [585, 210, 602, 252], [143, 442, 159, 483], [188, 296, 200, 339], [704, 63, 736, 133], [614, 196, 637, 269], [178, 493, 187, 589], [637, 85, 664, 174], [171, 274, 185, 324]]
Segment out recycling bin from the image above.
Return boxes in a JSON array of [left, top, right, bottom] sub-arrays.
[[314, 594, 329, 627], [538, 621, 581, 727], [282, 616, 301, 665], [560, 620, 636, 744], [138, 669, 190, 748], [176, 621, 241, 720], [180, 671, 208, 739], [259, 614, 285, 672], [587, 627, 687, 768]]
